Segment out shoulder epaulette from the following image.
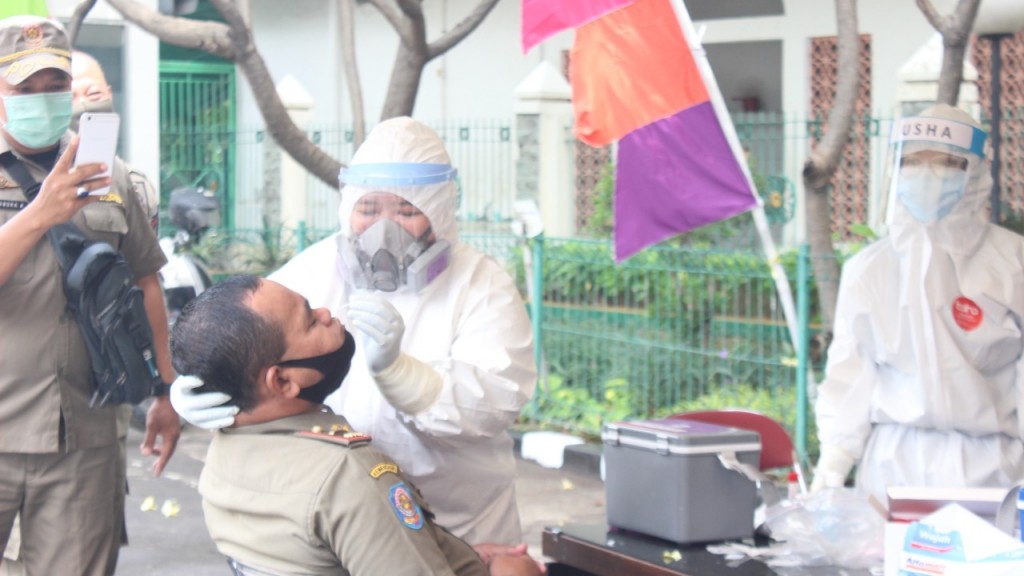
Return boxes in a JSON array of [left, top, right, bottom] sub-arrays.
[[294, 423, 372, 447]]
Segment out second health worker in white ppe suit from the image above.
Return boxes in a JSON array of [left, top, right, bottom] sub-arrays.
[[173, 117, 537, 546], [813, 104, 1024, 504]]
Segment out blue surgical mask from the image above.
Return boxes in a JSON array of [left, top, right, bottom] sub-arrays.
[[2, 91, 73, 149], [896, 171, 968, 222]]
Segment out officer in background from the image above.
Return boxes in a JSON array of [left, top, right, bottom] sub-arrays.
[[0, 16, 179, 576], [171, 275, 540, 576], [71, 49, 159, 232]]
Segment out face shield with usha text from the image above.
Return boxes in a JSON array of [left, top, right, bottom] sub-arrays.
[[880, 115, 987, 226], [337, 162, 458, 293]]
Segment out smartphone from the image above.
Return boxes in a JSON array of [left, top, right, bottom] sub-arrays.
[[74, 112, 120, 197]]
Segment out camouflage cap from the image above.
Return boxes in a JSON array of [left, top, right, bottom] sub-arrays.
[[0, 15, 71, 86]]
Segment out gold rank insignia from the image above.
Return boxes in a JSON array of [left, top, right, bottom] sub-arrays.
[[296, 423, 372, 447]]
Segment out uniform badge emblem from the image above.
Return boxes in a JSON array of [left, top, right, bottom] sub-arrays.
[[370, 462, 399, 479], [388, 481, 424, 530], [23, 24, 43, 48]]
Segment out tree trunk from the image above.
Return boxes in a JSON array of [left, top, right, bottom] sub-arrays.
[[381, 43, 427, 119], [339, 0, 366, 148], [916, 0, 982, 106], [802, 0, 861, 333]]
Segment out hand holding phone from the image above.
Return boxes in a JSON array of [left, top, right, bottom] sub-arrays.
[[74, 112, 120, 197]]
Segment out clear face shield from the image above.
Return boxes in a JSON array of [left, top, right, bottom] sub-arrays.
[[880, 116, 987, 225], [337, 163, 458, 292]]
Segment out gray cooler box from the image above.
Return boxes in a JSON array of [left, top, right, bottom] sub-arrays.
[[602, 418, 761, 544]]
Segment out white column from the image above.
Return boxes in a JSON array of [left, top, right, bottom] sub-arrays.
[[515, 61, 575, 237], [275, 74, 314, 230]]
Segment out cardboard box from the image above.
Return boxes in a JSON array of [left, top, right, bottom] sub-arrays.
[[602, 418, 761, 543], [884, 504, 1024, 576]]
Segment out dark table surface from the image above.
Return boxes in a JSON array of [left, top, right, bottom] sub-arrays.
[[542, 523, 875, 576]]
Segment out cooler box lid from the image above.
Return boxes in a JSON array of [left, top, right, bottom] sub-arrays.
[[602, 418, 761, 456]]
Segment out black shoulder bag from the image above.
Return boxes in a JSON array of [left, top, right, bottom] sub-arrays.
[[0, 152, 161, 406]]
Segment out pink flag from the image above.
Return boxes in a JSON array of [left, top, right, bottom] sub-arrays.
[[521, 0, 636, 53]]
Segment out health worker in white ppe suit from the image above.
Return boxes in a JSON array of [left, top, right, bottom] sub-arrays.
[[171, 117, 538, 546], [812, 104, 1024, 504]]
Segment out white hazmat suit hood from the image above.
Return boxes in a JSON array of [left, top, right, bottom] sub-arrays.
[[814, 104, 1024, 504], [336, 118, 459, 293], [886, 104, 992, 258]]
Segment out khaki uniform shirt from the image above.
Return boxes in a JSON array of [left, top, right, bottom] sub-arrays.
[[199, 411, 489, 576], [0, 133, 166, 453]]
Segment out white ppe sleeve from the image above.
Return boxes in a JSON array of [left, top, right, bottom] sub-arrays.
[[373, 352, 443, 415]]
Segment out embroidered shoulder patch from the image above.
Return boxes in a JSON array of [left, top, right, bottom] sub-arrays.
[[388, 481, 424, 530], [370, 462, 399, 479]]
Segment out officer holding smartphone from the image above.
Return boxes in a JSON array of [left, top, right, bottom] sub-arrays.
[[0, 16, 179, 576]]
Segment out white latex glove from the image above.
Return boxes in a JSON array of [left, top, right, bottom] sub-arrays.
[[169, 375, 239, 430], [347, 293, 404, 374], [347, 293, 442, 414], [810, 446, 856, 492]]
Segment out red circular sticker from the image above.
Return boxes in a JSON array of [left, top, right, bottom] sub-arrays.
[[952, 297, 983, 331]]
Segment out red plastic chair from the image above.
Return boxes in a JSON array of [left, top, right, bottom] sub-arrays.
[[668, 409, 805, 491]]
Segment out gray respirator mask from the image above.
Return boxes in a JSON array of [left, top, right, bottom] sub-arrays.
[[339, 218, 450, 292]]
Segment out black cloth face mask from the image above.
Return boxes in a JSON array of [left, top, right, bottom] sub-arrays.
[[278, 330, 356, 404]]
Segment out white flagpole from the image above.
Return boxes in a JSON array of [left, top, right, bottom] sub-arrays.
[[666, 0, 816, 395]]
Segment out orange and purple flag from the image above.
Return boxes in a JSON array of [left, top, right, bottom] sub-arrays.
[[525, 0, 759, 261]]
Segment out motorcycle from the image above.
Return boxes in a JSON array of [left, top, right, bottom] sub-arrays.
[[159, 186, 219, 325]]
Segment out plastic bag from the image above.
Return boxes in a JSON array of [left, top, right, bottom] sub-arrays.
[[760, 488, 885, 571]]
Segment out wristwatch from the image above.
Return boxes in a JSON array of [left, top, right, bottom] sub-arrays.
[[152, 382, 172, 397]]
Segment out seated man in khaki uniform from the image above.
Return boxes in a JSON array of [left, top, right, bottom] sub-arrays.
[[170, 275, 541, 576]]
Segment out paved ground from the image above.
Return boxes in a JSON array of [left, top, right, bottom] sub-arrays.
[[116, 424, 606, 575]]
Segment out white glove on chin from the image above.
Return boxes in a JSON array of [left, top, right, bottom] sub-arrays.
[[347, 293, 404, 373], [347, 293, 442, 414], [810, 446, 856, 492], [170, 375, 239, 430]]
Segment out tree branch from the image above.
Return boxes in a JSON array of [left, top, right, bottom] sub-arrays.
[[396, 0, 422, 19], [428, 0, 499, 60], [105, 0, 236, 59], [915, 0, 946, 31], [106, 0, 342, 188], [67, 0, 98, 46], [340, 0, 367, 148], [930, 0, 981, 105], [366, 0, 412, 39]]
